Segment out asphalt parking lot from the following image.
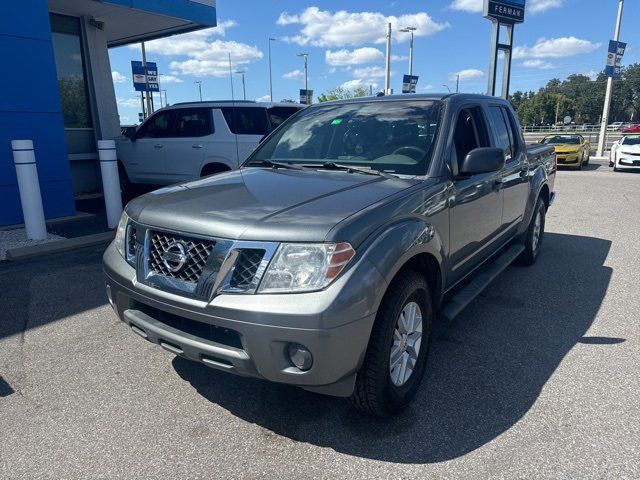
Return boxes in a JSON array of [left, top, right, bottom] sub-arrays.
[[1, 159, 638, 479]]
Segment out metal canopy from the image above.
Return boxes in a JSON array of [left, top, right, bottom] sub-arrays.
[[47, 0, 217, 47]]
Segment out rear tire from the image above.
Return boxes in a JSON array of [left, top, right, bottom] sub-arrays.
[[517, 197, 546, 266], [118, 163, 134, 203], [349, 270, 432, 416]]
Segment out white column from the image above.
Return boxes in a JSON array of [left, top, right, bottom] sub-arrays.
[[98, 140, 123, 229], [11, 140, 47, 240], [385, 22, 392, 94]]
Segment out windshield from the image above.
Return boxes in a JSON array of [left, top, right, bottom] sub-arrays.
[[542, 135, 580, 145], [247, 100, 442, 176], [622, 135, 640, 145]]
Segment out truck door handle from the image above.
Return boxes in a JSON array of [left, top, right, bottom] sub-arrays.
[[192, 144, 203, 149], [493, 179, 504, 191], [520, 168, 529, 178], [154, 144, 163, 149]]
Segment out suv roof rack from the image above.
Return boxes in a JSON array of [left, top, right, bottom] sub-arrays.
[[170, 100, 257, 106]]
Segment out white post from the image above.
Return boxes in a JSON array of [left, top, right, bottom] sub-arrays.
[[597, 0, 624, 157], [98, 140, 123, 229], [11, 140, 47, 240]]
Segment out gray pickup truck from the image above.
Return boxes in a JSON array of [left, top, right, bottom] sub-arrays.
[[104, 94, 556, 416]]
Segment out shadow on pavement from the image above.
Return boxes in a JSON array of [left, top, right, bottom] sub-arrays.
[[173, 232, 614, 463]]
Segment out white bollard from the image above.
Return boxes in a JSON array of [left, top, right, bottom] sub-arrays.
[[11, 140, 47, 240], [98, 140, 123, 229]]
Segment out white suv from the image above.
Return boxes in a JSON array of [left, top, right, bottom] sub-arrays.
[[115, 101, 303, 193]]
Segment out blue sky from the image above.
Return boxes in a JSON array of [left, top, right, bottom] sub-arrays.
[[109, 0, 638, 124]]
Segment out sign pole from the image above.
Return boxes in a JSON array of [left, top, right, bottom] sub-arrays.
[[597, 0, 625, 157], [384, 22, 392, 94], [141, 42, 153, 116], [487, 19, 500, 96]]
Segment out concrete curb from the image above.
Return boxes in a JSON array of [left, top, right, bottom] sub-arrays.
[[5, 231, 114, 261]]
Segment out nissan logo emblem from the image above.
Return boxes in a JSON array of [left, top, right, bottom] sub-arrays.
[[162, 241, 189, 273]]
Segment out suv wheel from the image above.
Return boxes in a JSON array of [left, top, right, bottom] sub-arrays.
[[118, 163, 133, 202], [517, 197, 546, 266], [349, 270, 432, 416]]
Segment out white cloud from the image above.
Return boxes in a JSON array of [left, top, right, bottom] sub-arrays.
[[449, 0, 482, 13], [352, 66, 388, 79], [278, 7, 448, 47], [167, 40, 263, 77], [391, 54, 409, 62], [255, 94, 271, 102], [341, 79, 378, 90], [127, 20, 262, 78], [325, 47, 384, 66], [583, 69, 600, 80], [160, 75, 183, 83], [449, 0, 562, 13], [529, 0, 563, 13], [451, 69, 484, 81], [419, 84, 435, 91], [117, 98, 140, 108], [112, 71, 128, 83], [521, 59, 555, 69], [514, 37, 601, 59], [283, 69, 305, 80]]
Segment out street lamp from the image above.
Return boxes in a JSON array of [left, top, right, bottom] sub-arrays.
[[194, 81, 202, 101], [297, 52, 309, 103], [235, 70, 246, 101], [400, 26, 417, 76], [442, 84, 451, 93], [268, 37, 276, 102], [162, 89, 168, 107]]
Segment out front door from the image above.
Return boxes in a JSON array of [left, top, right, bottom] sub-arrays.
[[448, 106, 504, 286], [126, 110, 173, 184]]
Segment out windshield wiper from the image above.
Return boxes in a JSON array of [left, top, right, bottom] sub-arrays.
[[244, 159, 307, 171], [318, 162, 394, 179]]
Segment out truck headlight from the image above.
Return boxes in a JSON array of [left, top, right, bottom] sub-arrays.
[[114, 212, 130, 258], [258, 242, 355, 293]]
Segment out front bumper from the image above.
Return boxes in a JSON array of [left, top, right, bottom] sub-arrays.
[[556, 153, 580, 166], [103, 243, 385, 397], [617, 156, 640, 169]]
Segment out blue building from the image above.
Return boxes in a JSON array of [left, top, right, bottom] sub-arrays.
[[1, 0, 217, 226]]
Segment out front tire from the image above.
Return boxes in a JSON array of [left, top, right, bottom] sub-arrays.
[[517, 197, 546, 266], [349, 270, 432, 416]]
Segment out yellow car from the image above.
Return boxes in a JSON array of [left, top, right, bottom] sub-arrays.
[[540, 134, 590, 169]]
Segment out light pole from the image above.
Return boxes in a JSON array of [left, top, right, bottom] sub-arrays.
[[235, 70, 246, 100], [456, 74, 460, 93], [297, 52, 309, 103], [400, 26, 416, 76], [194, 81, 202, 101], [268, 37, 276, 102], [157, 73, 164, 108], [597, 0, 625, 157], [384, 22, 392, 94], [162, 89, 168, 106], [442, 84, 451, 93]]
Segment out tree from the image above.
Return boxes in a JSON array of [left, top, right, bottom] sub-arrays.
[[317, 86, 369, 102]]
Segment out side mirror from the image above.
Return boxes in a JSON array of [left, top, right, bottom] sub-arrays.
[[124, 126, 137, 141], [459, 147, 505, 175]]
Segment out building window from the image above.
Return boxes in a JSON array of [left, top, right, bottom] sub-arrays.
[[50, 14, 92, 128]]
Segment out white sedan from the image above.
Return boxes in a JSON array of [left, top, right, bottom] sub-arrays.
[[610, 135, 640, 171]]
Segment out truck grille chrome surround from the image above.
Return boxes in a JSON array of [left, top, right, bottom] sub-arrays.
[[130, 222, 278, 300], [149, 231, 214, 283]]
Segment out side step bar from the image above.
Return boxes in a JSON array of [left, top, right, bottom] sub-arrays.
[[440, 243, 525, 322]]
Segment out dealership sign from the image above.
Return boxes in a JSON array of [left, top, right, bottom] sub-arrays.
[[605, 40, 626, 78], [299, 89, 313, 105], [402, 75, 419, 94], [131, 61, 159, 92], [484, 0, 525, 24]]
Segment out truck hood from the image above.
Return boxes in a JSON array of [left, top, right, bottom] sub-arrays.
[[553, 144, 581, 153], [126, 167, 418, 242]]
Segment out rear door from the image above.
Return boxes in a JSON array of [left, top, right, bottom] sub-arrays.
[[489, 105, 529, 231], [221, 106, 270, 162], [123, 110, 173, 184], [162, 107, 214, 183], [448, 105, 505, 285]]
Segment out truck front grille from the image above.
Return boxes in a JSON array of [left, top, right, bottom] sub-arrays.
[[148, 231, 214, 283], [229, 249, 265, 289]]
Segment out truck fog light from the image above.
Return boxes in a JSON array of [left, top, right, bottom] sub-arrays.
[[106, 283, 114, 306], [288, 343, 313, 371]]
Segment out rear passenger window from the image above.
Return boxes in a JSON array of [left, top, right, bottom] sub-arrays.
[[267, 106, 301, 130], [489, 106, 513, 160], [221, 107, 269, 135], [173, 108, 213, 137]]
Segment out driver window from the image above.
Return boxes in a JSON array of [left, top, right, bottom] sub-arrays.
[[138, 111, 173, 139], [453, 107, 488, 169]]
